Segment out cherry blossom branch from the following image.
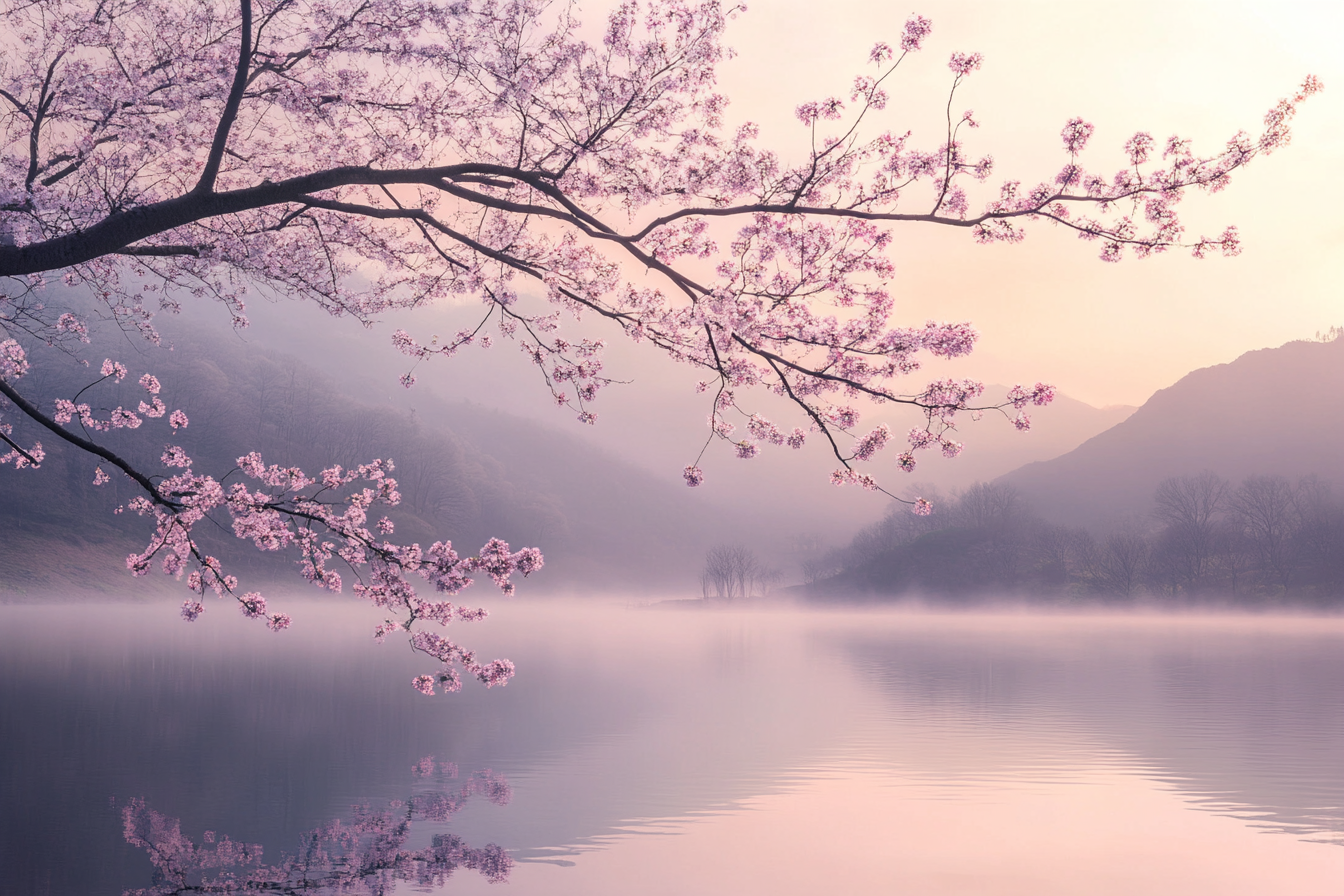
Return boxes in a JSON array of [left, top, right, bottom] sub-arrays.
[[3, 104, 1294, 279], [0, 424, 39, 465], [114, 245, 204, 258], [0, 374, 179, 506], [1, 163, 552, 276]]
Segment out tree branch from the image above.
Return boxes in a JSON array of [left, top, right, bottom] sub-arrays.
[[0, 377, 178, 509], [0, 427, 40, 465], [0, 163, 550, 276], [115, 245, 203, 257], [24, 51, 65, 191], [194, 0, 253, 194]]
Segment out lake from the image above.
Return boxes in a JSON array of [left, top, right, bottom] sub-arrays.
[[2, 599, 1342, 894]]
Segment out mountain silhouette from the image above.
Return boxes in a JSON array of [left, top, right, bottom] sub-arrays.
[[998, 337, 1344, 530]]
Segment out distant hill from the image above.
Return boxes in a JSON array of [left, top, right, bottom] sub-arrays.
[[0, 329, 754, 598], [998, 337, 1344, 530], [884, 387, 1135, 493]]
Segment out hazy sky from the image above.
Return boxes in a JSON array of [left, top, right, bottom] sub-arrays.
[[697, 0, 1344, 407]]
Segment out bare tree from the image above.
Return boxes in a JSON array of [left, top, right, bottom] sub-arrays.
[[1229, 475, 1298, 589], [953, 482, 1024, 531], [702, 545, 761, 601], [1211, 517, 1255, 599], [1030, 523, 1083, 589], [756, 565, 783, 596], [1152, 472, 1229, 592], [1291, 476, 1344, 596], [1097, 527, 1151, 599]]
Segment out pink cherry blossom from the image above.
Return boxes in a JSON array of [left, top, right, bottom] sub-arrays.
[[100, 360, 128, 382], [0, 341, 29, 379], [901, 15, 933, 52], [1061, 118, 1096, 154], [852, 424, 892, 461], [948, 52, 984, 76]]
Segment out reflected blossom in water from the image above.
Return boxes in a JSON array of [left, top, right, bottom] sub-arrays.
[[121, 760, 512, 895]]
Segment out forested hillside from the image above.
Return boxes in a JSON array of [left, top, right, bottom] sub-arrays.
[[804, 336, 1344, 606], [998, 336, 1344, 529], [806, 476, 1344, 606]]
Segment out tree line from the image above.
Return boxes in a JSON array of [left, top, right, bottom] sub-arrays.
[[807, 473, 1344, 605]]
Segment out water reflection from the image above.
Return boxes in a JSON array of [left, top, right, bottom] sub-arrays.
[[1, 602, 1342, 896], [0, 601, 854, 895], [122, 759, 510, 895], [828, 614, 1344, 845]]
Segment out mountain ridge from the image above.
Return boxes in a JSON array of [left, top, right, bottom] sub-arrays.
[[997, 337, 1344, 530]]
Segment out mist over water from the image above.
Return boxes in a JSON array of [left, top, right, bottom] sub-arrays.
[[2, 599, 1342, 895]]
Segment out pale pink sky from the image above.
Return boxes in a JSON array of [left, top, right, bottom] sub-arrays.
[[706, 0, 1344, 407]]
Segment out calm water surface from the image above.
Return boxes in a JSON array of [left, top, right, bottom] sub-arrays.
[[2, 600, 1342, 894]]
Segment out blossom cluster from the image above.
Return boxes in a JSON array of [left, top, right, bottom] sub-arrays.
[[124, 436, 540, 690], [50, 363, 184, 434], [1, 340, 45, 468]]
